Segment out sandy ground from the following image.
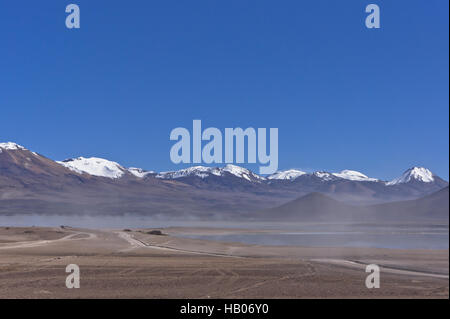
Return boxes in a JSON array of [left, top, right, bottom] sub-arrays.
[[0, 226, 448, 299]]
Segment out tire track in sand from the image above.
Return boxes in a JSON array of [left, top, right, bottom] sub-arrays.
[[311, 258, 449, 279], [116, 231, 244, 258], [0, 231, 97, 250]]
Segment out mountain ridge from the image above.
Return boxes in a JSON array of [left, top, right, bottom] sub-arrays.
[[2, 142, 446, 185], [1, 142, 448, 217]]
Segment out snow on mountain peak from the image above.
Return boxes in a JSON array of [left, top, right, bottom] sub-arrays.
[[268, 169, 377, 182], [332, 170, 378, 182], [0, 142, 26, 153], [128, 167, 155, 178], [156, 166, 221, 179], [2, 142, 438, 186], [386, 167, 434, 185], [267, 169, 306, 180], [57, 157, 126, 179], [313, 171, 336, 181], [156, 164, 265, 181], [222, 164, 265, 181]]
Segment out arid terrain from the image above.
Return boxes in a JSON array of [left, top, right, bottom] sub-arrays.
[[0, 226, 448, 298]]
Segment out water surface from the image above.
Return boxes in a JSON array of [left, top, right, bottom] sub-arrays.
[[0, 215, 448, 249]]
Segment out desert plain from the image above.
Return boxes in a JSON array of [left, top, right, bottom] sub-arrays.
[[0, 226, 448, 299]]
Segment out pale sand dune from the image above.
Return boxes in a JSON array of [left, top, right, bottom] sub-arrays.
[[0, 227, 448, 298]]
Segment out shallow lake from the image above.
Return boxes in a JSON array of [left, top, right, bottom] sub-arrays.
[[0, 215, 448, 249], [177, 231, 449, 249]]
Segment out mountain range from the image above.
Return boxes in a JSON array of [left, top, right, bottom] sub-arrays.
[[0, 142, 448, 221]]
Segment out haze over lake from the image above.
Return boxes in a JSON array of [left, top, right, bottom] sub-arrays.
[[1, 215, 447, 250]]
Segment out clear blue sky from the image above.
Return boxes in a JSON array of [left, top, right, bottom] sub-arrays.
[[0, 0, 448, 180]]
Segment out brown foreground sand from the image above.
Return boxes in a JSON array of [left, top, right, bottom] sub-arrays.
[[0, 226, 448, 298]]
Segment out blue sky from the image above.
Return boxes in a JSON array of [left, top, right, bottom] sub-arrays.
[[0, 0, 448, 180]]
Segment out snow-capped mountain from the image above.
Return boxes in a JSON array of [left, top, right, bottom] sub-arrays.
[[1, 142, 448, 216], [387, 167, 435, 185], [268, 169, 306, 180], [312, 171, 337, 181], [58, 157, 126, 179], [156, 164, 432, 185], [222, 164, 265, 181], [157, 166, 222, 179], [57, 157, 153, 180], [0, 142, 26, 152], [267, 169, 377, 182], [128, 167, 155, 178], [2, 142, 445, 187], [157, 164, 265, 182], [332, 170, 378, 182], [0, 142, 92, 184]]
